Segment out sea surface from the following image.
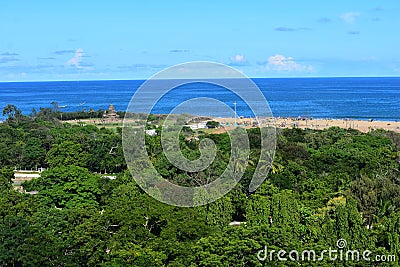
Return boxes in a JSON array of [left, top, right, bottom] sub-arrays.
[[0, 77, 399, 121]]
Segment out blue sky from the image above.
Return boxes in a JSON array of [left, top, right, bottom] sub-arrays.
[[0, 0, 399, 81]]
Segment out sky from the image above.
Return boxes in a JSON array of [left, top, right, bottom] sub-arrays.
[[0, 0, 399, 81]]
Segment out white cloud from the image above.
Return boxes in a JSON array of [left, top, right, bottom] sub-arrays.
[[340, 12, 360, 23], [264, 54, 313, 72], [228, 54, 248, 66], [66, 48, 90, 69], [232, 54, 245, 62], [0, 56, 20, 64]]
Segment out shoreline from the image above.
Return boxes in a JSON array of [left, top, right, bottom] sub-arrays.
[[214, 117, 400, 133], [63, 115, 400, 133]]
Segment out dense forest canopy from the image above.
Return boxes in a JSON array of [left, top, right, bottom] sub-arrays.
[[0, 105, 399, 266]]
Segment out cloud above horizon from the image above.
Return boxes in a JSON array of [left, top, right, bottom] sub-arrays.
[[340, 12, 360, 23], [0, 56, 20, 64], [318, 17, 332, 24], [117, 63, 169, 71], [228, 54, 248, 66], [169, 49, 189, 53], [1, 52, 19, 56], [262, 54, 313, 72], [275, 27, 311, 32], [54, 50, 76, 55], [66, 48, 91, 69], [372, 6, 384, 12], [38, 57, 56, 60]]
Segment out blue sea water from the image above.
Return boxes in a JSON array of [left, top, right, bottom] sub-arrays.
[[0, 77, 399, 121]]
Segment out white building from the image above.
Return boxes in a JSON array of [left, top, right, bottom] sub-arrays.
[[145, 129, 157, 136], [188, 122, 207, 130]]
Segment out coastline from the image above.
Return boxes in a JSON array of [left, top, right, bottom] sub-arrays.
[[214, 117, 400, 133], [66, 115, 400, 133]]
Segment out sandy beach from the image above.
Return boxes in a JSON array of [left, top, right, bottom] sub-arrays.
[[66, 115, 400, 134], [214, 117, 400, 133]]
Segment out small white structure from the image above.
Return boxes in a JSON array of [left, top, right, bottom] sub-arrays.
[[12, 170, 42, 193], [188, 122, 207, 130], [101, 175, 117, 180], [13, 172, 41, 185], [145, 129, 157, 136], [229, 221, 247, 227]]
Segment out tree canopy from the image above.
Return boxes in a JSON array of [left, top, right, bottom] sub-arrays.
[[0, 106, 399, 266]]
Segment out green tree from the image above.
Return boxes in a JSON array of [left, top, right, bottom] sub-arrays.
[[24, 166, 101, 208], [46, 140, 88, 168], [0, 166, 13, 192], [22, 137, 46, 169], [2, 104, 23, 124], [206, 120, 220, 128]]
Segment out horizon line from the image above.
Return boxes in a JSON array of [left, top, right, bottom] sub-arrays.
[[1, 75, 400, 83]]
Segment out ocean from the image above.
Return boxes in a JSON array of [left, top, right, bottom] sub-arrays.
[[0, 77, 399, 121]]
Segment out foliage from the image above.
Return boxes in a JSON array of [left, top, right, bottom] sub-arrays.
[[0, 106, 399, 266], [206, 120, 220, 128]]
